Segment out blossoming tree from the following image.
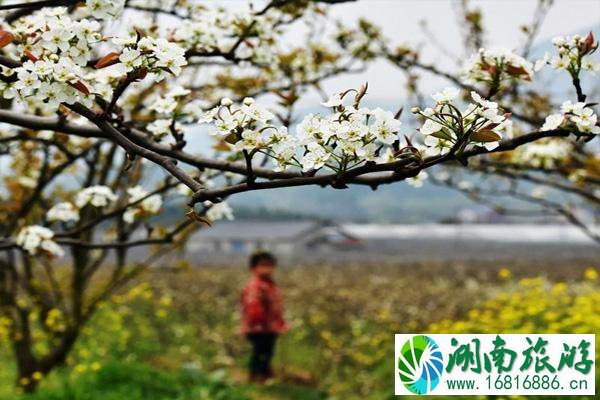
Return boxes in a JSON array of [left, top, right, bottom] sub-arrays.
[[0, 123, 238, 391], [0, 0, 598, 392], [377, 1, 600, 240]]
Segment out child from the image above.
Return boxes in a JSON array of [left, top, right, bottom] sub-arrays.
[[241, 251, 288, 383]]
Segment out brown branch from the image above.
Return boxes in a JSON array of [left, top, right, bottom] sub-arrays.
[[0, 109, 299, 179], [66, 103, 204, 193], [189, 128, 573, 204]]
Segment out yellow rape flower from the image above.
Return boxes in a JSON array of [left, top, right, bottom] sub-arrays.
[[584, 267, 598, 281], [90, 362, 102, 372], [498, 268, 512, 280]]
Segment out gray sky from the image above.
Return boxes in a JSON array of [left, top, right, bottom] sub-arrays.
[[301, 0, 600, 106]]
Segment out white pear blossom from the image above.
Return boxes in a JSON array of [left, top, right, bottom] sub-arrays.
[[407, 171, 428, 188], [220, 98, 233, 107], [416, 89, 510, 153], [431, 87, 459, 103], [47, 202, 80, 223], [296, 114, 327, 143], [571, 107, 599, 134], [370, 108, 401, 144], [463, 48, 534, 85], [301, 143, 330, 171], [537, 33, 599, 75], [123, 186, 163, 223], [205, 201, 234, 222], [147, 119, 173, 139], [541, 114, 564, 131], [82, 0, 126, 19], [470, 91, 498, 109], [119, 48, 142, 71], [542, 101, 600, 135], [1, 10, 101, 110], [151, 38, 188, 75], [515, 139, 572, 168], [561, 101, 586, 115], [240, 102, 275, 124], [420, 119, 443, 136], [75, 186, 117, 208], [16, 226, 64, 257]]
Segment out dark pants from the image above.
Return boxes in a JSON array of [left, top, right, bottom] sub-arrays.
[[247, 333, 277, 379]]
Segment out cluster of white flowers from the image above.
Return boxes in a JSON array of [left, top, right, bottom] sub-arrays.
[[123, 186, 163, 224], [200, 92, 403, 172], [16, 225, 64, 257], [463, 48, 534, 86], [42, 182, 163, 231], [334, 19, 383, 61], [406, 171, 428, 188], [0, 6, 191, 112], [540, 101, 600, 135], [535, 33, 598, 74], [47, 202, 80, 223], [111, 36, 188, 77], [1, 8, 101, 111], [80, 0, 126, 20], [514, 139, 572, 169], [205, 201, 234, 222], [75, 185, 118, 208], [171, 5, 279, 64], [416, 88, 512, 153], [19, 183, 164, 256], [146, 86, 192, 139], [265, 43, 342, 85], [171, 8, 233, 51]]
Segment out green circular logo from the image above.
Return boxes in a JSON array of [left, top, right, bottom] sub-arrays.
[[397, 335, 444, 395]]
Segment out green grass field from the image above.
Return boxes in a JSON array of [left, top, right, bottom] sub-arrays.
[[0, 262, 598, 399]]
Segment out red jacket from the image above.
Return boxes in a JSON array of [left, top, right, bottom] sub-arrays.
[[241, 275, 288, 335]]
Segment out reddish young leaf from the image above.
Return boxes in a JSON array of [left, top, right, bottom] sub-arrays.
[[480, 61, 498, 75], [24, 50, 38, 62], [471, 129, 502, 142], [94, 52, 121, 69], [135, 67, 147, 80], [0, 30, 15, 49], [582, 31, 597, 55], [68, 80, 91, 96], [505, 65, 531, 80]]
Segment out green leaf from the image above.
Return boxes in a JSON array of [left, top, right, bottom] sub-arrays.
[[432, 129, 454, 141]]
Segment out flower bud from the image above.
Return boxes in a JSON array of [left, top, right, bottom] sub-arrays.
[[411, 107, 421, 114], [220, 98, 233, 106], [242, 97, 254, 105]]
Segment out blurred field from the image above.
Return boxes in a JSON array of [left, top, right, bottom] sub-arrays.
[[0, 261, 598, 400]]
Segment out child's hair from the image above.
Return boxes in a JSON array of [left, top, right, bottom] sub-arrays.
[[249, 250, 277, 269]]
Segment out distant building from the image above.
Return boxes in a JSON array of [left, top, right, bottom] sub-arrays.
[[189, 220, 361, 255], [442, 207, 574, 224]]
